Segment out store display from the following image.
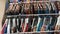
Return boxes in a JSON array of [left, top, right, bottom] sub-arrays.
[[2, 0, 60, 34]]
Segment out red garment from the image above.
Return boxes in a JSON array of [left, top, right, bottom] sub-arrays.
[[22, 23, 24, 31], [23, 18, 29, 32], [1, 21, 7, 34], [23, 23, 29, 32]]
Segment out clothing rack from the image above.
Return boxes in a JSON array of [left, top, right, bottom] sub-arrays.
[[2, 0, 60, 34]]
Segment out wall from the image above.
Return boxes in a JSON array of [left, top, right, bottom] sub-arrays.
[[0, 0, 6, 31]]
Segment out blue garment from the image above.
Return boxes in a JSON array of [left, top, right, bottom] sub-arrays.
[[10, 0, 13, 3], [5, 0, 9, 10], [18, 0, 21, 2], [53, 5, 58, 13], [38, 7, 44, 18], [36, 7, 44, 32], [45, 5, 50, 18], [36, 18, 44, 31], [4, 27, 7, 34]]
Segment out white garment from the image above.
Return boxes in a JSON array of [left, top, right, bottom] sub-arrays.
[[56, 16, 60, 26], [56, 11, 60, 26], [36, 17, 41, 28], [7, 19, 10, 34], [32, 18, 35, 28], [13, 18, 16, 27], [23, 18, 29, 32]]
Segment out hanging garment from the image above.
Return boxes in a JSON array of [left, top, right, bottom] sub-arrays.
[[44, 4, 51, 30], [56, 11, 60, 26], [40, 17, 48, 34], [50, 3, 54, 14], [6, 3, 14, 15], [23, 18, 29, 32], [18, 0, 21, 2], [14, 4, 20, 15], [10, 18, 13, 33], [51, 3, 58, 13], [38, 4, 42, 14], [5, 0, 9, 10], [4, 19, 9, 34], [23, 4, 31, 14], [21, 6, 25, 14], [44, 4, 50, 18], [1, 19, 8, 34], [33, 17, 38, 32], [19, 5, 22, 14], [31, 18, 35, 31], [29, 4, 34, 14], [54, 1, 59, 11], [38, 5, 43, 18], [46, 3, 51, 12], [50, 3, 58, 14], [54, 11, 60, 34], [44, 17, 52, 31], [48, 3, 57, 31], [12, 18, 17, 33], [7, 19, 11, 34], [40, 4, 45, 18], [41, 17, 46, 31], [27, 17, 33, 32], [16, 18, 19, 33], [21, 18, 24, 32], [36, 17, 42, 31], [33, 3, 38, 14], [12, 4, 17, 15]]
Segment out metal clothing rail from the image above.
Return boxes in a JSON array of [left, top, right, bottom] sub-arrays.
[[9, 1, 55, 4], [20, 14, 59, 16], [20, 30, 60, 33], [4, 30, 60, 34], [6, 13, 59, 18]]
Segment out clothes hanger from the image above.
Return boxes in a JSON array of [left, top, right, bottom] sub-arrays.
[[33, 2, 38, 14]]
